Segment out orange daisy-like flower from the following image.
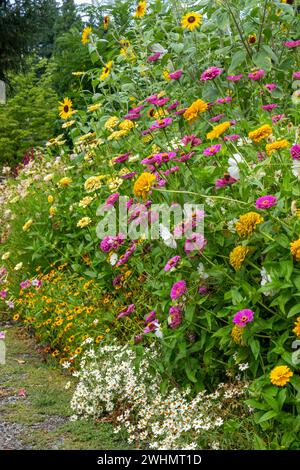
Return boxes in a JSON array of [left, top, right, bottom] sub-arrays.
[[133, 172, 156, 199], [270, 365, 293, 387]]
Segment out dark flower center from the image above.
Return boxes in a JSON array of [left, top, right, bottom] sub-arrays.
[[64, 105, 69, 112], [188, 15, 196, 23]]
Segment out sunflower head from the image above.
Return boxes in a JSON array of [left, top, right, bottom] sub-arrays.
[[103, 15, 109, 30], [59, 97, 73, 120], [182, 12, 202, 31], [81, 26, 92, 45], [134, 1, 146, 18]]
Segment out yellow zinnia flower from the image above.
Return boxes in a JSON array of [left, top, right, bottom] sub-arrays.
[[134, 1, 146, 18], [182, 12, 202, 31], [270, 365, 293, 387], [248, 124, 272, 143], [235, 212, 263, 238], [183, 99, 208, 122], [293, 317, 300, 337], [133, 172, 156, 199], [22, 219, 33, 232], [119, 120, 135, 131], [290, 237, 300, 260], [81, 26, 92, 45], [58, 97, 73, 120], [231, 325, 244, 344], [77, 217, 92, 228], [206, 121, 231, 140], [229, 246, 250, 271], [87, 103, 101, 112], [104, 116, 119, 131], [266, 139, 289, 155], [84, 175, 104, 192], [58, 177, 72, 187]]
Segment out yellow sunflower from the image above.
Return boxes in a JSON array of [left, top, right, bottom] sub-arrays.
[[134, 1, 146, 18], [81, 26, 92, 45], [58, 97, 73, 120], [100, 61, 113, 81], [182, 12, 202, 31], [103, 15, 109, 30]]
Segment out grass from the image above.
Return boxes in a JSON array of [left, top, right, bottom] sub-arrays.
[[0, 325, 132, 450]]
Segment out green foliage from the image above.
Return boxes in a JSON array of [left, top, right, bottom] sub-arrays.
[[0, 60, 58, 166]]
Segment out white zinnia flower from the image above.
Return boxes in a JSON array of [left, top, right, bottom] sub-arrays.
[[228, 153, 243, 180]]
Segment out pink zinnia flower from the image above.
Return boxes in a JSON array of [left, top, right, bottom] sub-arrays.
[[164, 255, 181, 272], [169, 70, 183, 80], [293, 71, 300, 80], [0, 331, 5, 339], [145, 310, 156, 324], [223, 134, 240, 141], [182, 134, 202, 147], [290, 144, 300, 160], [168, 305, 183, 329], [150, 117, 173, 130], [248, 69, 265, 81], [215, 175, 237, 188], [227, 74, 243, 81], [99, 234, 125, 253], [120, 172, 137, 179], [174, 108, 187, 115], [210, 113, 225, 122], [272, 114, 285, 123], [184, 233, 207, 255], [233, 309, 254, 327], [198, 285, 208, 295], [116, 243, 136, 267], [255, 195, 277, 209], [201, 66, 222, 81], [284, 39, 300, 48], [153, 97, 169, 107], [147, 52, 161, 62], [145, 94, 158, 104], [167, 100, 180, 111], [265, 83, 277, 92], [105, 193, 119, 208], [216, 96, 232, 104], [112, 152, 131, 164], [203, 144, 222, 156], [20, 280, 31, 289], [262, 104, 278, 111], [117, 304, 135, 319], [170, 280, 187, 300], [0, 290, 7, 299]]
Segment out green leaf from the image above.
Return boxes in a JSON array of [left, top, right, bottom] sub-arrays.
[[287, 304, 300, 318], [261, 45, 278, 64], [257, 410, 278, 423], [228, 50, 247, 73], [249, 338, 260, 360], [253, 51, 272, 71], [253, 434, 267, 450]]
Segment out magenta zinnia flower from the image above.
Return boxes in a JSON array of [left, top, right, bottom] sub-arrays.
[[201, 66, 222, 81], [215, 175, 237, 188], [265, 83, 277, 92], [226, 74, 243, 81], [203, 144, 222, 156], [233, 309, 254, 327], [223, 134, 240, 141], [255, 195, 277, 209], [168, 305, 183, 329], [182, 134, 202, 147], [169, 70, 183, 80], [112, 152, 131, 164], [150, 117, 173, 130], [164, 255, 181, 272], [145, 310, 156, 324], [216, 96, 232, 104], [167, 100, 180, 111], [293, 71, 300, 80], [210, 113, 225, 123], [184, 233, 207, 255], [262, 104, 278, 111], [105, 192, 120, 208], [248, 69, 265, 81], [0, 290, 7, 299], [147, 52, 161, 62], [290, 144, 300, 160], [284, 39, 300, 48], [117, 304, 135, 319], [272, 114, 285, 123], [170, 280, 187, 300]]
